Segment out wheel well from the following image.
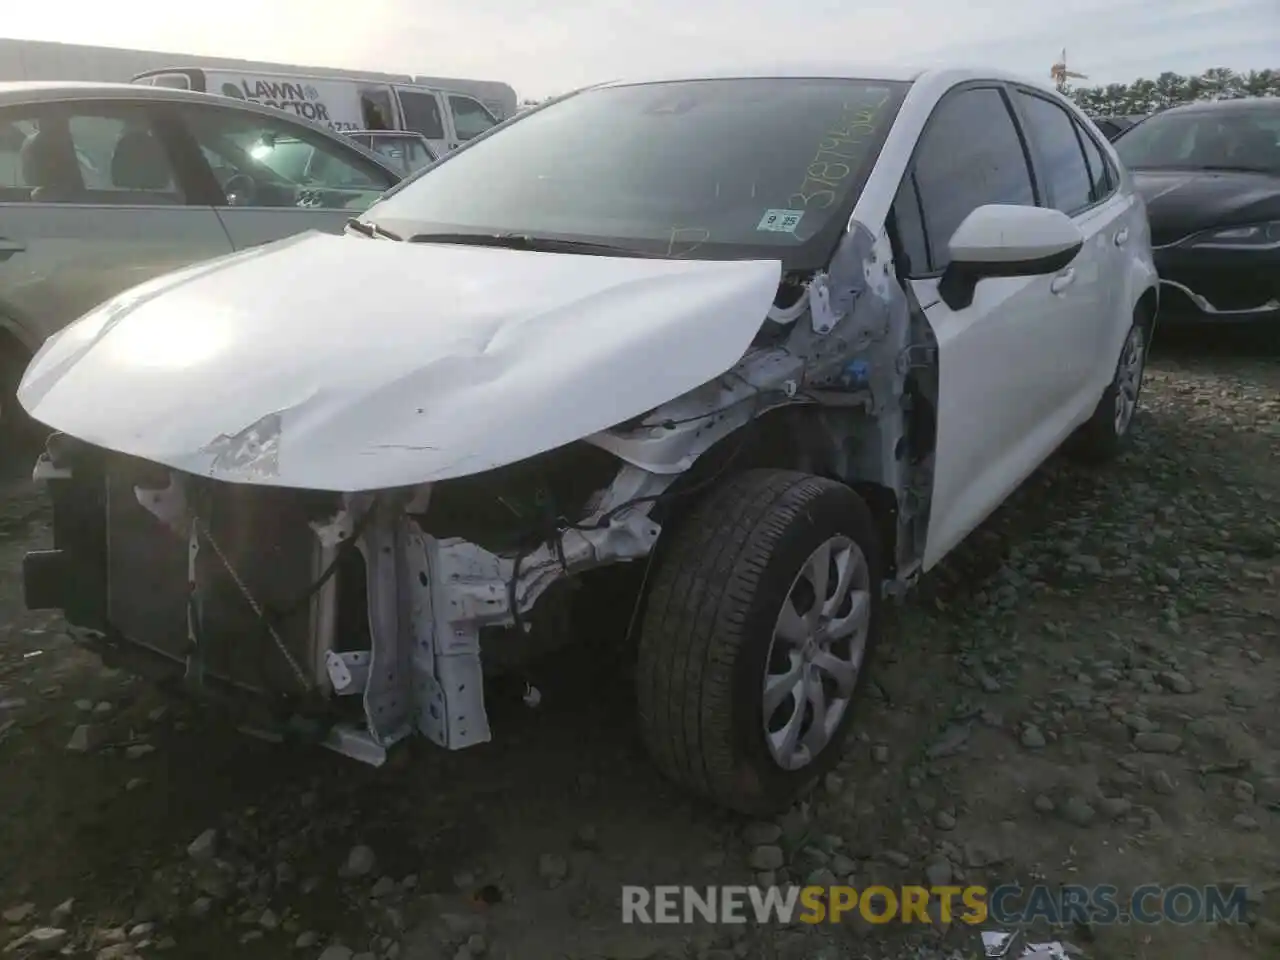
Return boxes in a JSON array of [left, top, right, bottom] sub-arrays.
[[1136, 285, 1158, 331], [846, 480, 898, 577], [650, 404, 901, 576], [0, 325, 32, 381]]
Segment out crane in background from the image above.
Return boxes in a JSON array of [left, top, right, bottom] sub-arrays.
[[1050, 48, 1088, 93]]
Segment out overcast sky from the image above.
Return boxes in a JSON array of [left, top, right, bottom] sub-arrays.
[[6, 0, 1278, 98]]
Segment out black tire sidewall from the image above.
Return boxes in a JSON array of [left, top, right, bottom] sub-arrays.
[[1072, 319, 1147, 461], [1100, 323, 1152, 442], [1119, 322, 1148, 438], [0, 348, 38, 461], [727, 481, 883, 809]]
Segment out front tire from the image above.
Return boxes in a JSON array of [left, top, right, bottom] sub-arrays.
[[0, 346, 40, 474], [1068, 317, 1148, 464], [635, 469, 883, 815]]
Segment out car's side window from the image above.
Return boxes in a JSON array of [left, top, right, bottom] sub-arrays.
[[176, 103, 397, 211], [366, 135, 434, 174], [907, 87, 1036, 274], [0, 113, 37, 193], [0, 102, 183, 205], [398, 91, 445, 141], [358, 87, 396, 131], [1013, 92, 1093, 215], [448, 95, 498, 142], [890, 174, 929, 277], [1073, 117, 1114, 203]]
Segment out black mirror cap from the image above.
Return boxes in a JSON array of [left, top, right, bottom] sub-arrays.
[[938, 239, 1083, 311]]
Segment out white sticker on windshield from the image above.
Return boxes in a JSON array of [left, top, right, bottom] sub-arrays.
[[757, 209, 804, 233]]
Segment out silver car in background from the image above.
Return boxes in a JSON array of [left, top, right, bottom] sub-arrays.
[[344, 129, 437, 175], [0, 81, 403, 450]]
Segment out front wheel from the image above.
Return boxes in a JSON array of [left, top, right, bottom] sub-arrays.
[[635, 469, 883, 815], [0, 347, 39, 474], [1067, 317, 1148, 464]]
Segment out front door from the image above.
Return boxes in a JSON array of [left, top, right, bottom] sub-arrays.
[[164, 100, 401, 251], [892, 85, 1078, 569], [0, 99, 232, 346]]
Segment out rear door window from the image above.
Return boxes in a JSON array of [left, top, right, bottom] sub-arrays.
[[1014, 91, 1094, 214], [0, 102, 183, 205], [1073, 117, 1114, 202]]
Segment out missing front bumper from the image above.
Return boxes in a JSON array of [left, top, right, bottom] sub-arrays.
[[24, 435, 661, 768]]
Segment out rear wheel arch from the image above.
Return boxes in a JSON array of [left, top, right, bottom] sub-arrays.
[[1135, 284, 1158, 333]]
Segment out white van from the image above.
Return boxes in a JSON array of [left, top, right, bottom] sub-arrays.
[[132, 67, 504, 157]]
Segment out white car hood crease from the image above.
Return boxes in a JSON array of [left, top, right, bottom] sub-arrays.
[[19, 231, 783, 492]]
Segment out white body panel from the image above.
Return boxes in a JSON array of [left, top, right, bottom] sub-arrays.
[[16, 62, 1159, 578], [12, 61, 1163, 775], [17, 232, 782, 492], [877, 78, 1158, 571], [201, 71, 366, 134]]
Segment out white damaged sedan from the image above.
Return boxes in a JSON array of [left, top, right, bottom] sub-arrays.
[[18, 64, 1158, 814]]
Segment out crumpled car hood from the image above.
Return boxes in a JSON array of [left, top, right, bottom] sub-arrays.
[[18, 231, 782, 492]]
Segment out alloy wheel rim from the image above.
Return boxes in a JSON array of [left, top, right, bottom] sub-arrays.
[[761, 535, 872, 771], [1114, 325, 1145, 436]]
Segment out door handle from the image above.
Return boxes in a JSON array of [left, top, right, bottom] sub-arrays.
[[1049, 268, 1076, 295], [0, 238, 26, 262], [1113, 228, 1130, 246]]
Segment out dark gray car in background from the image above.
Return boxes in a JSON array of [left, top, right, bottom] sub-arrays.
[[1112, 97, 1279, 325], [0, 81, 403, 450]]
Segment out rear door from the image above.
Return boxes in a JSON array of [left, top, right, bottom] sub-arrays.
[[1073, 111, 1140, 380], [162, 100, 400, 251], [0, 98, 232, 345], [394, 87, 450, 155], [1009, 87, 1130, 417], [891, 84, 1074, 569]]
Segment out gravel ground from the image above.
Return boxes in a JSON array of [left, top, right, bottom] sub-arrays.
[[0, 332, 1276, 960]]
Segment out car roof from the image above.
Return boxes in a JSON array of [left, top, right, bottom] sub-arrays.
[[594, 62, 1046, 89], [1158, 96, 1280, 116], [0, 79, 341, 124], [0, 80, 400, 173], [0, 79, 238, 103]]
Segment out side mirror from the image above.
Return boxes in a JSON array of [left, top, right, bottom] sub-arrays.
[[938, 204, 1084, 311]]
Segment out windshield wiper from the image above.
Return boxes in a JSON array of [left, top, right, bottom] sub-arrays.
[[345, 218, 403, 240], [406, 232, 655, 257]]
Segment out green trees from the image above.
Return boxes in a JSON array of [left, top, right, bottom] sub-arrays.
[[1068, 68, 1279, 116]]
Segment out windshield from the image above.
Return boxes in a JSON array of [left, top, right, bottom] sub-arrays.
[[1114, 105, 1280, 173], [366, 77, 908, 264]]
